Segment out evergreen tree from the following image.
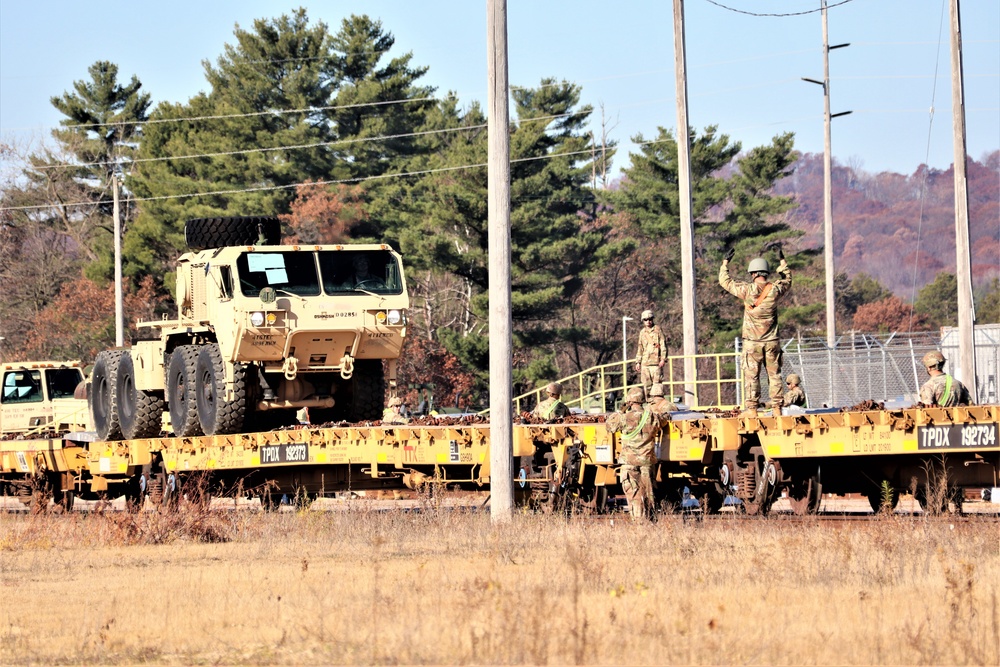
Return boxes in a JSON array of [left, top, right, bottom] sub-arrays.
[[395, 79, 621, 386], [914, 272, 958, 329], [127, 10, 434, 285]]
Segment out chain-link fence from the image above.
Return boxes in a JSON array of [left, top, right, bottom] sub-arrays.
[[761, 328, 1000, 409]]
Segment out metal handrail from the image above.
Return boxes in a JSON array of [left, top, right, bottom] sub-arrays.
[[484, 349, 742, 415]]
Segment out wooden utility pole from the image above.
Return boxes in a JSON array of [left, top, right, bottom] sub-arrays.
[[950, 0, 977, 400], [672, 0, 698, 404], [486, 0, 513, 521], [113, 175, 124, 347], [803, 0, 850, 349]]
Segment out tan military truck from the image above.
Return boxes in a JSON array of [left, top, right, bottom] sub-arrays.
[[90, 216, 409, 440], [0, 360, 90, 435]]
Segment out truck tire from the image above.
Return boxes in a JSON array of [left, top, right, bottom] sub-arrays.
[[117, 352, 165, 440], [91, 350, 126, 441], [349, 359, 385, 422], [196, 344, 248, 435], [167, 346, 203, 437], [185, 216, 281, 250]]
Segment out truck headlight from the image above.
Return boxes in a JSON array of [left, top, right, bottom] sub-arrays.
[[250, 312, 265, 327], [387, 309, 402, 325]]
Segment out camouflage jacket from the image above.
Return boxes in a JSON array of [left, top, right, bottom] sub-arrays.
[[919, 374, 972, 407], [718, 259, 791, 342], [635, 325, 667, 366], [784, 386, 806, 407], [648, 396, 677, 416], [381, 409, 410, 425], [533, 397, 569, 420], [605, 407, 664, 467]]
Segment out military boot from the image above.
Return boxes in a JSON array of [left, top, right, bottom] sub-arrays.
[[772, 406, 782, 417], [740, 407, 758, 418]]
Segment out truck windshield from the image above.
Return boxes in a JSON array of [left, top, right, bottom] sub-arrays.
[[237, 252, 321, 297], [318, 250, 403, 295], [2, 370, 42, 404], [46, 368, 85, 399]]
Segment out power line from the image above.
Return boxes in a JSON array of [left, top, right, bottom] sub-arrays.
[[0, 145, 618, 213], [26, 110, 588, 172], [703, 0, 855, 18]]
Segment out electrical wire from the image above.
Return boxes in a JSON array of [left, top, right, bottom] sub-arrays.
[[906, 0, 948, 333], [703, 0, 855, 18]]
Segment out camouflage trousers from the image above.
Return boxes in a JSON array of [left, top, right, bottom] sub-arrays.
[[742, 340, 783, 409], [639, 365, 662, 395], [621, 464, 655, 521]]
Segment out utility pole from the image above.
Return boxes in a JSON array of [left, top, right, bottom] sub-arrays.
[[486, 0, 513, 521], [803, 0, 851, 349], [113, 174, 124, 348], [672, 0, 698, 405], [950, 0, 977, 400]]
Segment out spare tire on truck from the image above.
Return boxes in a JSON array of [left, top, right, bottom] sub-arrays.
[[185, 216, 281, 250]]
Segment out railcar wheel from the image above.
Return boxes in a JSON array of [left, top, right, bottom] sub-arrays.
[[91, 350, 126, 441], [742, 458, 777, 516], [787, 466, 822, 515], [167, 346, 203, 437], [117, 352, 165, 440], [196, 345, 247, 435]]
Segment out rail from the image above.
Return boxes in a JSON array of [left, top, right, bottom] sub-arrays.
[[507, 350, 741, 415]]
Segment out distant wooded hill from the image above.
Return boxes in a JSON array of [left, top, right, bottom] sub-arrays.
[[776, 151, 999, 297]]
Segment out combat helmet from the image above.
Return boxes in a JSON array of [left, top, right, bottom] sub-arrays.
[[626, 387, 646, 405], [641, 309, 654, 321], [546, 381, 562, 396], [786, 373, 800, 386], [388, 396, 403, 407], [922, 350, 946, 370], [747, 257, 770, 274], [649, 383, 666, 397]]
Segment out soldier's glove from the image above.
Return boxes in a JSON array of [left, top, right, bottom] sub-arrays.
[[723, 247, 735, 263], [776, 244, 784, 260]]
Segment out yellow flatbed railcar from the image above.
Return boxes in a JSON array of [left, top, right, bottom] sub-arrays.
[[1, 406, 997, 515]]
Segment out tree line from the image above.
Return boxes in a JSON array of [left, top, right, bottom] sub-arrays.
[[1, 9, 997, 408]]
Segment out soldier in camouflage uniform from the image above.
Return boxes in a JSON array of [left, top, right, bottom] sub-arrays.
[[719, 246, 792, 417], [647, 383, 678, 415], [918, 351, 972, 407], [381, 396, 410, 425], [783, 373, 807, 408], [605, 387, 666, 521], [532, 382, 570, 421], [634, 309, 668, 397]]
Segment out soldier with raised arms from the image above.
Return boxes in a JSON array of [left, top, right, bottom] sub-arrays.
[[719, 245, 792, 417]]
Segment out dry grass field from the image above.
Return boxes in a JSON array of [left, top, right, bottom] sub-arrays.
[[1, 502, 998, 666]]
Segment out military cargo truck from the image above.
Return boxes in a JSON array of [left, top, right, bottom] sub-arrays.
[[0, 360, 90, 435], [90, 216, 408, 440]]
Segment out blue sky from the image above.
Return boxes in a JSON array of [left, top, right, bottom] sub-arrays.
[[1, 0, 997, 176]]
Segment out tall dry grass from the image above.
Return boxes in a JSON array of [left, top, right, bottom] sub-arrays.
[[1, 505, 998, 665]]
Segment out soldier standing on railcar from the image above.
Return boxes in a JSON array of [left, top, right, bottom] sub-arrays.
[[532, 382, 570, 421], [382, 396, 410, 424], [647, 383, 677, 415], [784, 373, 807, 408], [605, 387, 666, 521], [634, 309, 667, 398], [719, 245, 792, 418], [919, 351, 972, 407]]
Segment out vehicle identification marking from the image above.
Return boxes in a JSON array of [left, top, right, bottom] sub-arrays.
[[316, 311, 358, 319], [259, 443, 310, 464], [449, 440, 460, 463], [15, 451, 28, 472], [917, 423, 998, 450]]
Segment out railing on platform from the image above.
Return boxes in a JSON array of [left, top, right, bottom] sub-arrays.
[[510, 349, 741, 415]]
